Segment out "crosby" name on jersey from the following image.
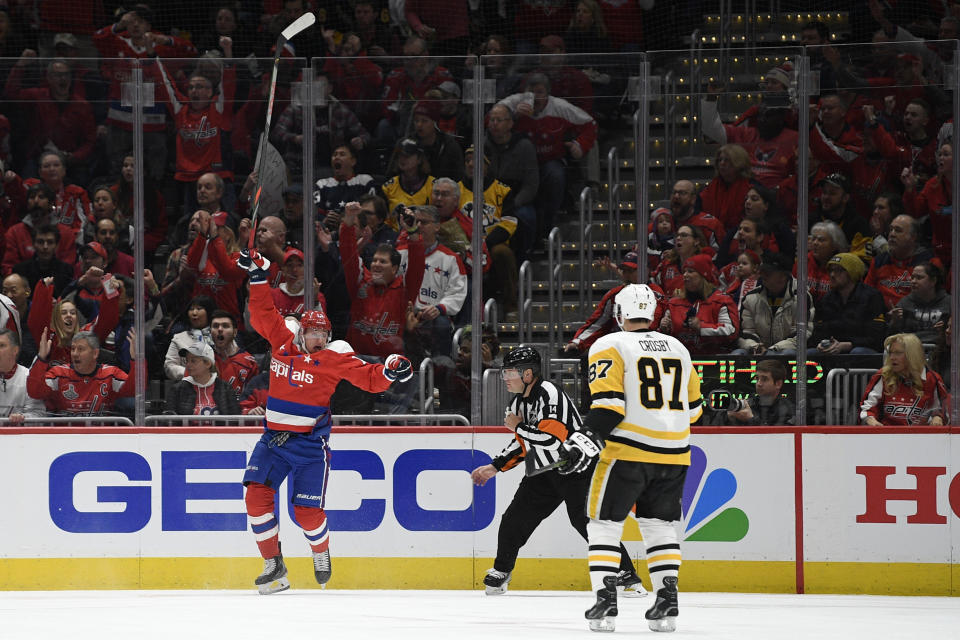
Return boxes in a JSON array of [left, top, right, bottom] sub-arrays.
[[637, 339, 670, 352]]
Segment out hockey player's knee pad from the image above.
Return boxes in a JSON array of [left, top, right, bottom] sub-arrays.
[[293, 505, 326, 531], [245, 482, 277, 516]]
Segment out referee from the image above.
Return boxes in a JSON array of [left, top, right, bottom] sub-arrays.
[[470, 346, 643, 596]]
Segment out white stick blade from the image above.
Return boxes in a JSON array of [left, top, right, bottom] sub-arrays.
[[281, 12, 316, 40]]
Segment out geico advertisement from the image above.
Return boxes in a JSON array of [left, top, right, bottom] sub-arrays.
[[802, 433, 960, 563], [0, 431, 793, 560]]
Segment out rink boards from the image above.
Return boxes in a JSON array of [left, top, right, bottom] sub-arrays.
[[0, 425, 957, 595]]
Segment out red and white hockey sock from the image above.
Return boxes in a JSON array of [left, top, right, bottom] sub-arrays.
[[294, 506, 329, 553], [245, 483, 280, 559]]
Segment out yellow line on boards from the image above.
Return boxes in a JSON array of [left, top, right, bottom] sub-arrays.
[[0, 558, 955, 595]]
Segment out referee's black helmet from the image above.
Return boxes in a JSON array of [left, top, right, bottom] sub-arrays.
[[502, 345, 541, 376]]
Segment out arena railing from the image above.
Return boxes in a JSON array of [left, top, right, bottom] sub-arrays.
[[143, 414, 470, 427]]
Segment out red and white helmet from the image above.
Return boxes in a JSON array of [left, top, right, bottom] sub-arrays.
[[300, 309, 331, 334]]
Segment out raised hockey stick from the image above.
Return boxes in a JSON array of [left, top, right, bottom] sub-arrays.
[[248, 11, 316, 248]]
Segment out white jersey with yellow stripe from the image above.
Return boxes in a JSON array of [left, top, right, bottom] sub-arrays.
[[587, 329, 702, 465]]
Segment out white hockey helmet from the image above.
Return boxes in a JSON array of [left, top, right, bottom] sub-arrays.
[[614, 284, 658, 328]]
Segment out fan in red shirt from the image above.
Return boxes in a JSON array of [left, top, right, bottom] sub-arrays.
[[184, 210, 256, 322], [28, 276, 119, 367], [93, 5, 197, 179], [698, 144, 755, 231], [652, 225, 715, 298], [860, 333, 949, 426], [156, 36, 236, 186], [701, 94, 798, 189], [4, 51, 96, 180], [7, 152, 89, 265], [661, 179, 725, 251], [902, 141, 953, 266], [864, 214, 933, 310], [809, 94, 864, 178], [271, 248, 326, 317], [341, 202, 425, 359], [659, 254, 739, 355], [209, 310, 259, 399], [27, 326, 137, 415]]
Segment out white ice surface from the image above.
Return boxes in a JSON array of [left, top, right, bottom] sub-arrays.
[[1, 589, 958, 640]]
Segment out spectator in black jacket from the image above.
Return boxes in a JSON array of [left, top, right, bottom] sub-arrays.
[[888, 261, 951, 344], [809, 252, 886, 356], [412, 98, 464, 182], [484, 103, 539, 254], [12, 224, 73, 297], [721, 359, 796, 426], [166, 341, 240, 418]]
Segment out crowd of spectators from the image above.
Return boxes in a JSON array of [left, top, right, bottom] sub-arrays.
[[0, 1, 955, 425]]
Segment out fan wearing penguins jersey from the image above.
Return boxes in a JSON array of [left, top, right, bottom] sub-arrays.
[[235, 248, 413, 595], [559, 283, 702, 633], [470, 346, 644, 597]]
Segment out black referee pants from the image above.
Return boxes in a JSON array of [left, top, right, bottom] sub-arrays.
[[493, 468, 634, 574]]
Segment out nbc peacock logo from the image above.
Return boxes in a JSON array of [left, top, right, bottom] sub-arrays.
[[622, 445, 748, 543], [681, 445, 748, 541]]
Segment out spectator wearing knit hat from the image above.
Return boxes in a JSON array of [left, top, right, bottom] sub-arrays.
[[646, 207, 675, 273], [809, 252, 886, 356], [412, 97, 464, 182], [659, 253, 740, 355], [808, 172, 873, 261]]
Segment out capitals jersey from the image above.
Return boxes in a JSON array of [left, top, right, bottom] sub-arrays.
[[157, 59, 236, 181], [859, 368, 950, 426], [215, 348, 260, 398], [248, 281, 393, 435], [26, 360, 134, 414], [491, 378, 583, 476], [588, 329, 702, 465]]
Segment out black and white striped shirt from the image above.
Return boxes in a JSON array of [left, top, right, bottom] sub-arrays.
[[491, 379, 583, 475]]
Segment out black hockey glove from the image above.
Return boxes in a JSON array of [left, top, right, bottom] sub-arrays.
[[268, 431, 298, 448], [557, 431, 604, 475]]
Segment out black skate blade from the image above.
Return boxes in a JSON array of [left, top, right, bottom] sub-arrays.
[[257, 576, 290, 595]]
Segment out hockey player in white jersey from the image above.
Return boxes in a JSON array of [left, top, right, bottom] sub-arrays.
[[559, 283, 702, 633]]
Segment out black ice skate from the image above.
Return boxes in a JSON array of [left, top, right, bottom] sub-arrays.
[[584, 575, 618, 632], [255, 554, 290, 595], [313, 548, 332, 587], [645, 576, 679, 632], [483, 568, 511, 595], [616, 568, 648, 598]]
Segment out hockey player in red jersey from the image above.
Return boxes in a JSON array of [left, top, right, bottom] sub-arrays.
[[236, 249, 413, 594]]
